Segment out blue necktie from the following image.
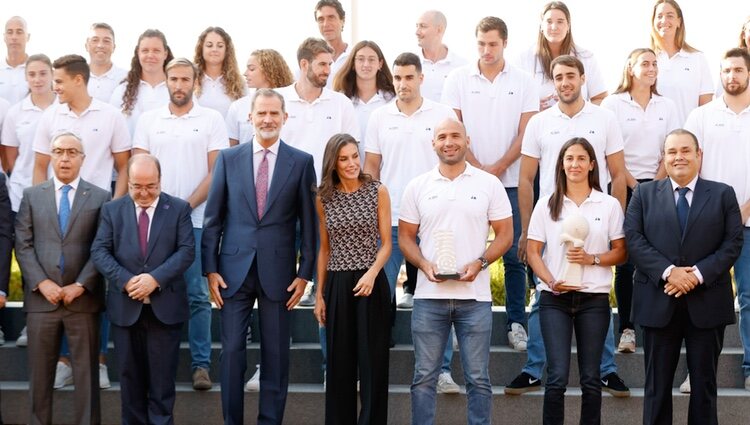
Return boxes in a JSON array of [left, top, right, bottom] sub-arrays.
[[676, 187, 690, 234], [59, 184, 72, 272]]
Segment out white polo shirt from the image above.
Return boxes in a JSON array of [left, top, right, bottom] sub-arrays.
[[110, 80, 169, 133], [0, 60, 27, 105], [327, 45, 350, 91], [521, 102, 624, 198], [225, 93, 254, 144], [515, 46, 607, 107], [600, 93, 680, 179], [277, 84, 359, 181], [352, 90, 394, 142], [364, 98, 456, 225], [656, 49, 713, 125], [400, 164, 512, 301], [197, 74, 246, 119], [1, 95, 56, 211], [133, 102, 229, 227], [528, 190, 624, 294], [417, 48, 468, 102], [88, 65, 127, 103], [685, 97, 750, 226], [441, 61, 539, 187], [33, 98, 131, 191]]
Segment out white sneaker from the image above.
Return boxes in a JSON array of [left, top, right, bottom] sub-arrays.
[[436, 372, 460, 394], [99, 364, 111, 389], [617, 328, 636, 353], [54, 361, 73, 389], [16, 326, 28, 347], [507, 323, 528, 351], [298, 283, 315, 306], [679, 374, 690, 393], [244, 364, 260, 392], [0, 327, 5, 345], [397, 293, 414, 309]]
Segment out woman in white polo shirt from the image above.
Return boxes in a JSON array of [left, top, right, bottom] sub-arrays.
[[601, 47, 679, 355], [526, 138, 626, 425], [650, 0, 713, 124], [193, 26, 246, 118]]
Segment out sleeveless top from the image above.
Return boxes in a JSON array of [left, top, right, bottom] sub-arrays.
[[323, 180, 380, 271]]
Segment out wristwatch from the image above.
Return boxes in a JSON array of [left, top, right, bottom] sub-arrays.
[[478, 256, 490, 270], [592, 254, 601, 266]]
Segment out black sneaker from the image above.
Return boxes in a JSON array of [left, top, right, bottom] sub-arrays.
[[504, 372, 542, 395], [601, 372, 630, 397]]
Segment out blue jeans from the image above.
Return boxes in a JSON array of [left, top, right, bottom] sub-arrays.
[[734, 227, 750, 378], [185, 228, 212, 371], [539, 291, 610, 425], [523, 286, 617, 379], [60, 312, 110, 356], [503, 188, 528, 329], [411, 299, 492, 425]]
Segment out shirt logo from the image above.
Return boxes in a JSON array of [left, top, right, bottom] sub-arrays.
[[594, 217, 601, 222], [428, 195, 438, 200], [156, 130, 167, 135], [550, 130, 560, 135], [425, 127, 432, 132], [684, 67, 691, 71], [626, 118, 637, 122], [658, 117, 664, 121], [326, 116, 333, 120], [92, 128, 99, 132], [193, 128, 200, 132], [589, 130, 596, 134], [470, 196, 477, 200], [508, 91, 514, 95], [714, 123, 726, 127], [387, 126, 399, 130], [471, 90, 481, 94]]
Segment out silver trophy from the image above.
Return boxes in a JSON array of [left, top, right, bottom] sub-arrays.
[[434, 230, 460, 280], [559, 214, 590, 289]]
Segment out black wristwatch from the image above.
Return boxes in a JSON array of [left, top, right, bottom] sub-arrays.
[[478, 256, 490, 270]]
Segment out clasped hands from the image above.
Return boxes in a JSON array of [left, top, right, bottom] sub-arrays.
[[37, 279, 85, 305], [125, 273, 159, 301], [665, 266, 699, 297]]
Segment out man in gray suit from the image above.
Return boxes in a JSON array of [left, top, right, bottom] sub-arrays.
[[15, 132, 110, 425]]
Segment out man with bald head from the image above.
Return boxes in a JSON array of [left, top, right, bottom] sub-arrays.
[[15, 133, 110, 425], [414, 10, 467, 102], [1, 16, 29, 104], [92, 154, 194, 425], [398, 118, 513, 424]]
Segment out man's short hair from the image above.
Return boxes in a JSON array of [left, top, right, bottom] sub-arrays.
[[52, 54, 90, 84], [50, 132, 85, 153], [251, 88, 286, 114], [296, 37, 334, 64], [722, 47, 750, 72], [393, 52, 422, 74], [128, 153, 162, 178], [550, 54, 585, 77], [475, 16, 508, 39], [165, 57, 198, 80], [664, 128, 700, 152], [314, 0, 345, 20], [90, 22, 115, 41]]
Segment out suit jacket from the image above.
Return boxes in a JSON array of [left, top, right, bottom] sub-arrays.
[[0, 173, 12, 296], [624, 177, 743, 329], [14, 178, 110, 313], [202, 140, 317, 301], [91, 192, 194, 327]]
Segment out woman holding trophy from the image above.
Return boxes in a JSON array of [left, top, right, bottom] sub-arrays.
[[525, 138, 627, 425]]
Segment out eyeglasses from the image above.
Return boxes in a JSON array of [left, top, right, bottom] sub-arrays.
[[51, 148, 83, 158], [355, 56, 379, 65], [128, 183, 159, 192]]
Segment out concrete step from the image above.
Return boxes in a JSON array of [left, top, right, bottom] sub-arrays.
[[0, 382, 748, 425]]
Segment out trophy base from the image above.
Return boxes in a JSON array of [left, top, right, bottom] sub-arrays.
[[435, 273, 461, 280]]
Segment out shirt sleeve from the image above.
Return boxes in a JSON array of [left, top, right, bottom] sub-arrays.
[[488, 179, 513, 221], [0, 106, 19, 147], [527, 198, 548, 243], [208, 111, 230, 151], [32, 107, 54, 155], [697, 53, 715, 96], [683, 107, 703, 147], [398, 178, 421, 225], [225, 99, 240, 140], [604, 109, 625, 156], [341, 100, 361, 142], [109, 109, 132, 153], [520, 114, 542, 159], [364, 107, 382, 154], [608, 197, 625, 240], [131, 112, 151, 151], [440, 68, 462, 110], [581, 52, 608, 98], [522, 72, 541, 113]]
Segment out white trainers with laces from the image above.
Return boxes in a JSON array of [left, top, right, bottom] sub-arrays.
[[298, 283, 316, 306], [99, 364, 111, 389], [617, 328, 636, 353], [16, 326, 28, 347], [679, 374, 691, 393], [244, 364, 260, 392], [54, 361, 74, 389], [436, 372, 460, 394], [397, 293, 414, 309], [507, 323, 528, 351]]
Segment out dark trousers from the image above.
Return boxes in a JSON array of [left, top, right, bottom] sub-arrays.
[[324, 269, 391, 425], [539, 291, 610, 425], [111, 305, 182, 425], [642, 301, 724, 425], [220, 262, 291, 425], [401, 261, 419, 295]]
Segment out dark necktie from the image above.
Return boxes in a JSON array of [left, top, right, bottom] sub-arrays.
[[139, 208, 149, 258], [256, 149, 269, 219], [58, 185, 72, 273], [676, 187, 690, 234]]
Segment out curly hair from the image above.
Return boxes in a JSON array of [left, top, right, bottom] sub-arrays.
[[250, 49, 294, 88], [193, 26, 244, 101], [118, 29, 174, 115], [332, 40, 394, 100]]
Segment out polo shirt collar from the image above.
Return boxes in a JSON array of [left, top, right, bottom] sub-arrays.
[[563, 189, 606, 205], [159, 102, 203, 119], [428, 163, 476, 181]]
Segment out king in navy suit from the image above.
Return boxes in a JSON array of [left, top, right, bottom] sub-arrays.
[[202, 88, 317, 425], [624, 129, 743, 425], [91, 154, 194, 425]]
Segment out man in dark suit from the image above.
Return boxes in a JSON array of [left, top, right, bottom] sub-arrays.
[[14, 132, 110, 425], [202, 88, 317, 425], [624, 129, 744, 425], [91, 154, 194, 425]]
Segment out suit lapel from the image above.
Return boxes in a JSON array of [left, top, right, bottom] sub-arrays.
[[64, 180, 92, 237], [146, 193, 170, 260], [683, 178, 710, 239], [239, 143, 259, 221], [657, 179, 683, 241], [263, 141, 294, 217], [40, 180, 63, 239]]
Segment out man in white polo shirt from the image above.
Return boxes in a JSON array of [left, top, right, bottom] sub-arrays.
[[685, 47, 750, 392], [314, 0, 349, 90], [32, 54, 131, 196], [442, 16, 538, 353], [1, 16, 29, 105], [85, 23, 127, 103], [133, 57, 228, 391], [506, 54, 631, 398], [414, 10, 467, 103], [400, 118, 513, 424]]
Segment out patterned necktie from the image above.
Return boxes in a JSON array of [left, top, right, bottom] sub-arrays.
[[256, 149, 269, 219], [676, 187, 690, 235], [139, 208, 149, 258], [58, 184, 72, 273]]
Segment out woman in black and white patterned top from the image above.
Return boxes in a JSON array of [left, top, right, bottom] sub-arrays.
[[314, 133, 392, 425]]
